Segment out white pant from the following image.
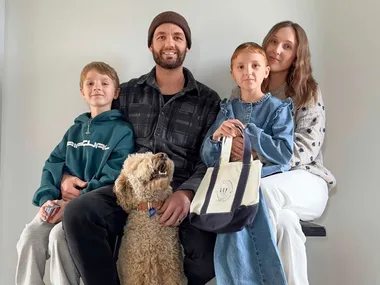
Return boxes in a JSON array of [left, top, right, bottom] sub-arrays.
[[261, 170, 328, 285], [16, 213, 80, 285]]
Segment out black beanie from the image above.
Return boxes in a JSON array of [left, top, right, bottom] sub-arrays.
[[148, 11, 192, 49]]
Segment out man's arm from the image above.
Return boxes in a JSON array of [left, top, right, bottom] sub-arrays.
[[177, 97, 221, 193], [158, 95, 220, 226]]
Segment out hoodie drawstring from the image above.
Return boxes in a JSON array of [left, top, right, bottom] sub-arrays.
[[85, 119, 92, 135]]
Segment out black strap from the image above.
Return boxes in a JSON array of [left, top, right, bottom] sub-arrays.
[[231, 129, 252, 210], [201, 128, 253, 214], [200, 166, 220, 214]]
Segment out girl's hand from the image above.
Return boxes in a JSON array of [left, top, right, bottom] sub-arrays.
[[212, 119, 244, 141]]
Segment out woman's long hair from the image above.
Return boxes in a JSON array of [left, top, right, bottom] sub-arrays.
[[262, 21, 318, 108]]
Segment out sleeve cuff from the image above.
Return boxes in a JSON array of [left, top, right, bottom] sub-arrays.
[[38, 194, 55, 207]]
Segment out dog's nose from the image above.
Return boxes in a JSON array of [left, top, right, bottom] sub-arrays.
[[157, 152, 168, 160]]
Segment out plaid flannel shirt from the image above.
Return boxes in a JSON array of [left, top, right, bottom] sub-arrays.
[[113, 67, 221, 192]]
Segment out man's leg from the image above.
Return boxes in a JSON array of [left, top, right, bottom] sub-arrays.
[[180, 219, 217, 285], [63, 185, 127, 285]]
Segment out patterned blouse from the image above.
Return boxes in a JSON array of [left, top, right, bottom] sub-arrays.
[[231, 84, 336, 189]]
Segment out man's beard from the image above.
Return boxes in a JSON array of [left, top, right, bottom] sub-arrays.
[[152, 47, 186, 69]]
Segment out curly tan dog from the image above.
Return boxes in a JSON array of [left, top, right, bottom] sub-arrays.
[[114, 152, 187, 285]]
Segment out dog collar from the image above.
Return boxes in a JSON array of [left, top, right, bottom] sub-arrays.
[[137, 201, 163, 218], [137, 201, 163, 211]]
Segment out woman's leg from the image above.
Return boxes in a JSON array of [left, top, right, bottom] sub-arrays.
[[261, 170, 328, 285]]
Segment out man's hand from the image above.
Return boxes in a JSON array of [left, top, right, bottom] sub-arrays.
[[157, 190, 194, 227], [61, 173, 87, 201], [47, 200, 69, 224]]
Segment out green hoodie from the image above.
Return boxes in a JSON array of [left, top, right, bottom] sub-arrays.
[[33, 109, 134, 207]]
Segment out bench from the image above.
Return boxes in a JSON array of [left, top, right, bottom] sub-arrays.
[[301, 221, 326, 237], [112, 221, 326, 261]]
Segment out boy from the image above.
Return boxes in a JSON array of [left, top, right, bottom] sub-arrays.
[[16, 62, 134, 285]]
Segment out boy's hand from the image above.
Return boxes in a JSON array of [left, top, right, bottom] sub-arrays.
[[61, 174, 87, 201], [47, 200, 69, 224], [39, 200, 57, 221], [157, 190, 193, 227]]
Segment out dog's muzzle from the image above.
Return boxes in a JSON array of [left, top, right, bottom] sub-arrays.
[[151, 153, 169, 180]]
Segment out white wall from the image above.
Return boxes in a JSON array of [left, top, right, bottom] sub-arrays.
[[1, 0, 366, 284], [0, 0, 5, 280], [306, 1, 380, 284]]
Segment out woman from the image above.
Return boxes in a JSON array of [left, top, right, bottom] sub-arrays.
[[229, 21, 336, 285]]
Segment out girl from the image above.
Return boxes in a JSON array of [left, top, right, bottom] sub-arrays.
[[201, 42, 294, 285]]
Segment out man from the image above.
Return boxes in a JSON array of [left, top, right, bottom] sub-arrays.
[[62, 11, 221, 285]]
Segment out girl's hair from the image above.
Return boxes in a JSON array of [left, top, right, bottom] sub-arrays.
[[230, 42, 268, 70], [80, 61, 120, 89], [262, 21, 318, 108]]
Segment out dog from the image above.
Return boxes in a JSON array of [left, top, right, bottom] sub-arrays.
[[113, 152, 187, 285]]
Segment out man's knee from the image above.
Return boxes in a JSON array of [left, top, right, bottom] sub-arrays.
[[63, 195, 92, 235], [181, 221, 216, 257], [181, 222, 216, 284], [184, 253, 215, 285]]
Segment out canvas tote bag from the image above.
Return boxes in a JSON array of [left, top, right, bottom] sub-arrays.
[[189, 129, 262, 233]]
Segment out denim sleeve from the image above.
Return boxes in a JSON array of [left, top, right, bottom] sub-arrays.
[[246, 100, 294, 165], [200, 110, 226, 167]]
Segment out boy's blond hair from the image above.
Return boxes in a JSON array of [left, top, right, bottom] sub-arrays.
[[80, 62, 120, 89], [230, 42, 268, 70]]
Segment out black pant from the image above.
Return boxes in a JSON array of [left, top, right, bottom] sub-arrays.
[[63, 185, 216, 285]]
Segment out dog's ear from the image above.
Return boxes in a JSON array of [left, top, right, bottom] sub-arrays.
[[113, 171, 134, 213]]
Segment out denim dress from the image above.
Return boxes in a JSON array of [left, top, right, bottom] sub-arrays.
[[201, 93, 294, 285]]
